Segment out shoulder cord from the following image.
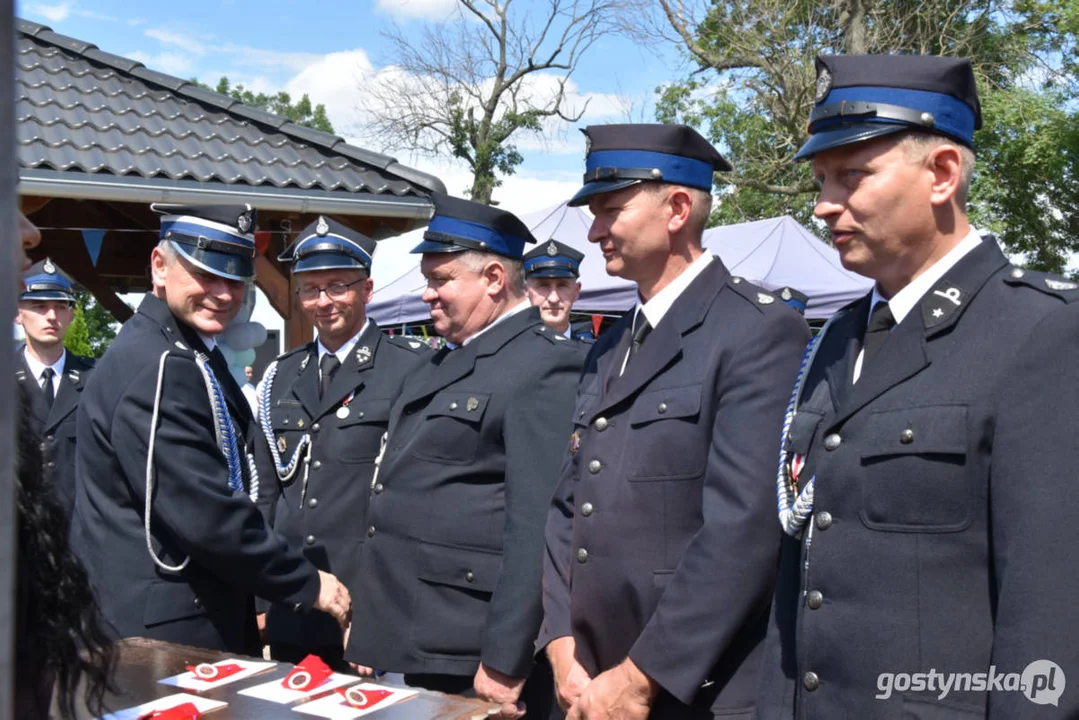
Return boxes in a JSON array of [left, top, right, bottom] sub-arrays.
[[776, 315, 837, 538], [257, 360, 313, 507], [144, 349, 257, 574]]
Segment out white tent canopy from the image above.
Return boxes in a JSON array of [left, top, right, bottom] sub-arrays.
[[367, 202, 872, 324]]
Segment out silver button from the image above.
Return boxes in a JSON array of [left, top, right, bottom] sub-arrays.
[[465, 571, 475, 583], [588, 460, 602, 474], [803, 672, 820, 691], [576, 548, 588, 563], [807, 590, 823, 610], [307, 497, 318, 509], [311, 423, 320, 432], [449, 401, 459, 411], [900, 428, 914, 444], [374, 483, 384, 494], [358, 411, 364, 418], [823, 433, 841, 451], [305, 535, 316, 545], [1011, 267, 1025, 278], [593, 417, 608, 432], [657, 402, 667, 414], [815, 511, 833, 530], [46, 434, 54, 442], [581, 502, 594, 517], [194, 597, 203, 609], [312, 460, 322, 469], [47, 461, 55, 469], [366, 526, 376, 537]]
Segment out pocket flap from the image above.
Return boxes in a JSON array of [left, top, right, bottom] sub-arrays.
[[417, 542, 502, 593], [270, 405, 305, 432], [786, 411, 824, 455], [862, 405, 967, 459], [338, 398, 392, 427], [630, 385, 701, 427], [425, 391, 491, 423], [143, 580, 207, 627]]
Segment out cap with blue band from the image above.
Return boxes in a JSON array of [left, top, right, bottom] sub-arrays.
[[22, 258, 76, 303], [524, 240, 584, 279], [279, 215, 377, 274], [569, 123, 731, 207], [795, 54, 982, 161], [152, 203, 258, 282], [411, 193, 536, 260]]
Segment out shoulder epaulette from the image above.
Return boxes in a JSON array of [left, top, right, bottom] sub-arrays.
[[276, 341, 315, 362], [533, 324, 573, 345], [728, 276, 783, 309], [386, 335, 432, 353], [1002, 266, 1079, 302]]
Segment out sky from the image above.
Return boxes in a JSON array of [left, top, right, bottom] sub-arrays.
[[16, 0, 694, 337]]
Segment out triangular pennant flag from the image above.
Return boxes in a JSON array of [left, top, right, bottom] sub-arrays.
[[592, 314, 603, 337], [81, 229, 105, 266]]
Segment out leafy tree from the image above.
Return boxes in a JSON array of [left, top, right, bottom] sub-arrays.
[[192, 77, 334, 134], [644, 0, 1078, 270], [64, 292, 119, 358], [358, 0, 615, 204]]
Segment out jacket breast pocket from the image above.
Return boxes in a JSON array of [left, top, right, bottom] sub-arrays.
[[412, 391, 490, 466], [337, 398, 392, 463], [412, 542, 501, 658], [859, 405, 971, 532], [627, 385, 705, 481], [143, 579, 207, 628]]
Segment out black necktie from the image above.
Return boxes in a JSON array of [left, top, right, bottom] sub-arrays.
[[629, 312, 652, 359], [862, 301, 896, 370], [40, 368, 55, 409], [319, 354, 341, 399]]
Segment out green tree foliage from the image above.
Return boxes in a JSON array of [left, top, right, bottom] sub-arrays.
[[192, 77, 334, 134], [648, 0, 1078, 270], [64, 292, 119, 358]]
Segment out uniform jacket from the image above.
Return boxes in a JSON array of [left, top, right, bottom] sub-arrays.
[[16, 349, 93, 516], [70, 293, 320, 654], [756, 239, 1079, 719], [344, 306, 582, 678], [253, 322, 430, 648], [540, 258, 810, 719]]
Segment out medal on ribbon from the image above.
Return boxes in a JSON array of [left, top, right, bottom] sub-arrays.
[[185, 662, 243, 682]]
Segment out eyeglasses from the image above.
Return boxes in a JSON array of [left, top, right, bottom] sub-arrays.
[[296, 278, 364, 303]]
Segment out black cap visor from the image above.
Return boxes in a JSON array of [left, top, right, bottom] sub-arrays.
[[567, 178, 644, 207], [794, 122, 908, 161]]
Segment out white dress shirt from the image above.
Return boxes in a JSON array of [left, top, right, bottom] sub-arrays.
[[23, 346, 65, 397]]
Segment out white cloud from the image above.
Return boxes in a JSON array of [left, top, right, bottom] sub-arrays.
[[145, 27, 208, 56], [25, 1, 70, 22], [375, 0, 458, 21], [127, 50, 195, 77], [284, 49, 376, 132]]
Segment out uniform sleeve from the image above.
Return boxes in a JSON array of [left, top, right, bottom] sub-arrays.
[[628, 311, 808, 703], [481, 347, 582, 677], [112, 353, 320, 609], [987, 303, 1079, 719], [537, 445, 579, 652]]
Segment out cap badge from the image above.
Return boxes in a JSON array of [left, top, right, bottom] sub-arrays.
[[356, 345, 372, 364], [316, 216, 330, 237], [43, 258, 56, 274], [466, 396, 479, 412], [815, 67, 833, 103], [237, 212, 252, 233], [547, 240, 559, 256], [781, 288, 792, 300]]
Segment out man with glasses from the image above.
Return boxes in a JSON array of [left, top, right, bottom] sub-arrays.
[[15, 258, 93, 516], [254, 215, 429, 669], [70, 204, 351, 654]]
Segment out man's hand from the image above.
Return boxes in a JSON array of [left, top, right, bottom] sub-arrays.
[[547, 636, 592, 712], [342, 623, 375, 676], [473, 662, 526, 719], [314, 570, 351, 628], [568, 657, 657, 720], [256, 612, 268, 644]]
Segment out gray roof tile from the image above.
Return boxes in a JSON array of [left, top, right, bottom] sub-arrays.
[[15, 18, 445, 196]]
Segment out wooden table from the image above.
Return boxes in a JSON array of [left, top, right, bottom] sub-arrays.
[[84, 638, 497, 719]]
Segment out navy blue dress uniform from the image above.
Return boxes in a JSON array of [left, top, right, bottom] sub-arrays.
[[524, 240, 594, 344], [253, 216, 430, 665], [343, 196, 582, 709], [540, 124, 810, 718], [16, 259, 93, 516], [70, 205, 323, 654], [756, 56, 1079, 719]]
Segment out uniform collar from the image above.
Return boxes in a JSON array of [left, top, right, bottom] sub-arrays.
[[23, 346, 66, 382], [636, 250, 714, 331], [869, 228, 982, 327], [447, 299, 532, 349], [317, 319, 370, 363]]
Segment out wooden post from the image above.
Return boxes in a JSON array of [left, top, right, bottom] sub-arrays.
[[254, 255, 312, 351]]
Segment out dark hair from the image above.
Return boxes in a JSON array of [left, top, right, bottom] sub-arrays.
[[15, 380, 116, 719]]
